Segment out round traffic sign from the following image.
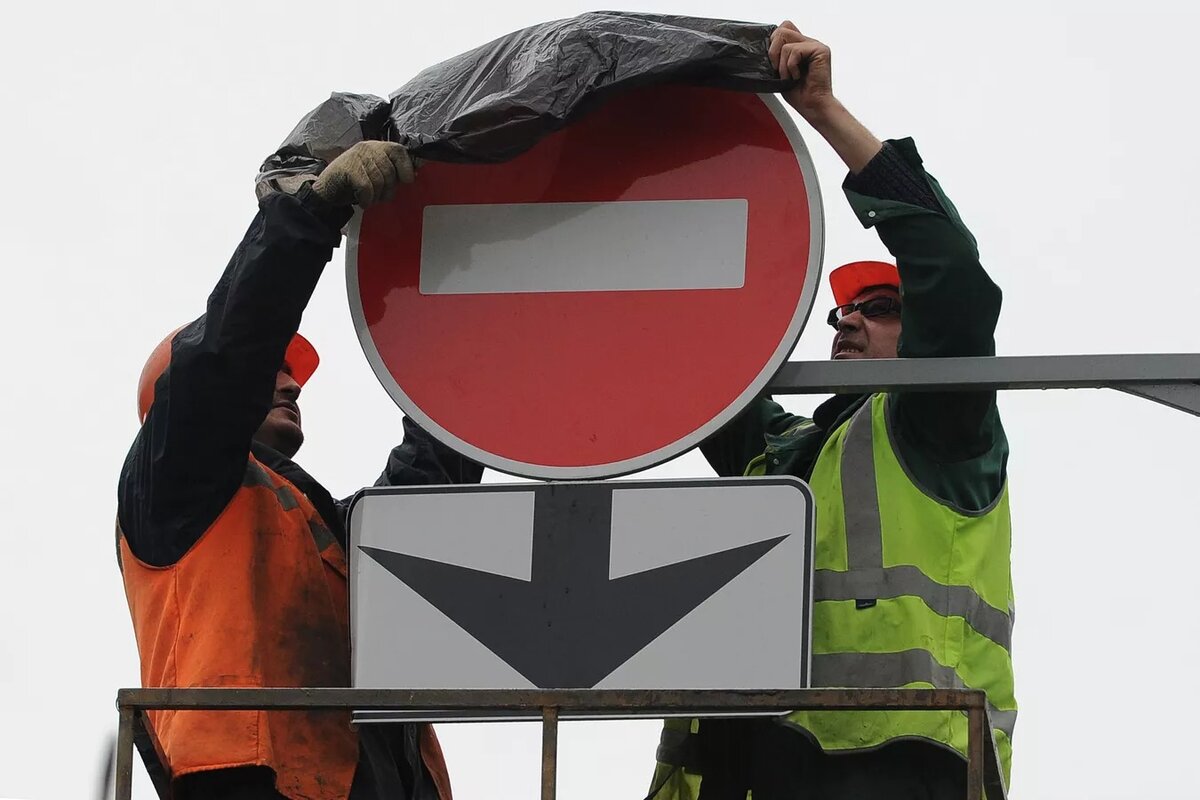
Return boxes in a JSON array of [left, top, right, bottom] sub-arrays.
[[348, 84, 823, 479]]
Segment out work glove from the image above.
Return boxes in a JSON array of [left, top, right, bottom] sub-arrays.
[[311, 141, 415, 208]]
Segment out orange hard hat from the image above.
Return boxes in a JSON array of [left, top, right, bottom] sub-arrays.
[[136, 325, 319, 421], [829, 260, 900, 307]]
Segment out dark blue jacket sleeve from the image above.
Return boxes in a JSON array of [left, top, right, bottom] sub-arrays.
[[118, 186, 352, 566], [374, 417, 485, 487]]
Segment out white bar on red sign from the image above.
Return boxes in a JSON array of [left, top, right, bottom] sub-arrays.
[[419, 199, 748, 295]]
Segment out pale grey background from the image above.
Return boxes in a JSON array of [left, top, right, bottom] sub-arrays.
[[2, 1, 1198, 798]]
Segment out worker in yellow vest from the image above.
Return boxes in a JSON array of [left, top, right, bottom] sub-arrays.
[[650, 21, 1015, 799]]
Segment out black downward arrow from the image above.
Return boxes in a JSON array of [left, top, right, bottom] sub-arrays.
[[360, 483, 786, 688]]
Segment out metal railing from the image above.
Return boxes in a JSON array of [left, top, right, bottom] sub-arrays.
[[115, 687, 1006, 800]]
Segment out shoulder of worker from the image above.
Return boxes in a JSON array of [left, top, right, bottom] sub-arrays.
[[757, 397, 831, 471], [700, 396, 810, 478], [764, 413, 820, 450], [754, 413, 824, 478]]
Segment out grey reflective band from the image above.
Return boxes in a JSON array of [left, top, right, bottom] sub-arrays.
[[242, 461, 274, 489], [273, 485, 299, 511], [840, 403, 882, 570], [836, 401, 1012, 650], [811, 650, 1016, 738], [813, 648, 958, 690], [829, 401, 1017, 741], [988, 707, 1017, 736], [307, 517, 337, 552], [813, 567, 1012, 651], [243, 461, 300, 511]]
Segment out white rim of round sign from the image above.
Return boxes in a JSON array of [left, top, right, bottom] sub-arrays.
[[346, 92, 825, 480]]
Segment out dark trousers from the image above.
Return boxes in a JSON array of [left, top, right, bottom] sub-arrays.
[[693, 718, 967, 800], [175, 726, 427, 800], [176, 766, 286, 800]]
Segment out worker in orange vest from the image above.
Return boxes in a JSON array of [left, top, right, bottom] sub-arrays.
[[117, 142, 481, 800]]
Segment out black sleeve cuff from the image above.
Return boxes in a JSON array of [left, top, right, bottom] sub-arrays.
[[294, 182, 355, 232], [843, 140, 941, 213]]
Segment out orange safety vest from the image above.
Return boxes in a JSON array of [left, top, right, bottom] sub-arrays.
[[118, 455, 452, 800]]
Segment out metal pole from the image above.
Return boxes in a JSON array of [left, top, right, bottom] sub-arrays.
[[114, 706, 135, 800], [966, 706, 985, 800], [541, 706, 559, 800], [767, 354, 1200, 415], [983, 714, 1008, 800]]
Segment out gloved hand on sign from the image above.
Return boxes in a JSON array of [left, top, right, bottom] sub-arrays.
[[309, 141, 415, 208]]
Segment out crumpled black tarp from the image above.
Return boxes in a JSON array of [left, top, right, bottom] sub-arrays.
[[256, 11, 790, 194]]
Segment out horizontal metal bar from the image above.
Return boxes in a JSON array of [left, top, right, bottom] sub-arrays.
[[117, 687, 1005, 798], [117, 687, 986, 714], [768, 354, 1200, 394]]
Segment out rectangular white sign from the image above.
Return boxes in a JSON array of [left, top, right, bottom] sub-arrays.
[[419, 199, 748, 295], [349, 478, 813, 721]]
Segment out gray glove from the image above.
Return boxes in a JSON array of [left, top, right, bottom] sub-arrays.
[[311, 141, 415, 208]]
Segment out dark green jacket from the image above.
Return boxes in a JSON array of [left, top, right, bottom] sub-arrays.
[[700, 138, 1007, 513]]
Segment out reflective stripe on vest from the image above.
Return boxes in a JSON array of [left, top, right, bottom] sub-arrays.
[[787, 394, 1016, 781], [811, 650, 1017, 737], [119, 456, 454, 800], [651, 395, 1016, 798], [831, 401, 1014, 648], [811, 401, 1015, 741]]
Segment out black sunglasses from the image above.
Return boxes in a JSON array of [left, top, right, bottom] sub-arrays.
[[826, 296, 901, 329]]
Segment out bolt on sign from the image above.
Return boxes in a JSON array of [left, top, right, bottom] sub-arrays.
[[347, 83, 824, 480]]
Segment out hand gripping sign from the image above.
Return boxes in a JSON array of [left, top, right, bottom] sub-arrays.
[[348, 84, 823, 479]]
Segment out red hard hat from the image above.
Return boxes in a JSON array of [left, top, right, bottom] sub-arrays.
[[136, 326, 319, 422], [829, 260, 900, 307]]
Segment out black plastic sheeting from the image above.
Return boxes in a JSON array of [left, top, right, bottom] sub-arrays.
[[256, 12, 791, 193]]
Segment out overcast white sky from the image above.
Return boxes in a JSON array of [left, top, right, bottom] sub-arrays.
[[3, 2, 1200, 798]]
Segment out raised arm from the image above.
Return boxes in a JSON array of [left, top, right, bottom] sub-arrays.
[[119, 143, 415, 565], [770, 20, 1000, 360], [772, 23, 1003, 484]]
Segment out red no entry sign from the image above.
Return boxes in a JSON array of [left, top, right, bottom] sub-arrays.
[[348, 85, 823, 479]]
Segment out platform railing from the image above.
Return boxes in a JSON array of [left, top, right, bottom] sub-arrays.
[[115, 687, 1006, 800]]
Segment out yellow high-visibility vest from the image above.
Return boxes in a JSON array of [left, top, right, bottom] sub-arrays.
[[651, 393, 1016, 798]]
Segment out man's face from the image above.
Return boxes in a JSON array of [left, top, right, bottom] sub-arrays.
[[253, 368, 304, 457], [830, 286, 902, 360]]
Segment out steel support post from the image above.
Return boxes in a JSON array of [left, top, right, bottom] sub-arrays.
[[541, 706, 559, 800], [966, 706, 985, 800], [114, 706, 135, 800], [767, 354, 1200, 416], [127, 708, 172, 798], [983, 709, 1008, 800]]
